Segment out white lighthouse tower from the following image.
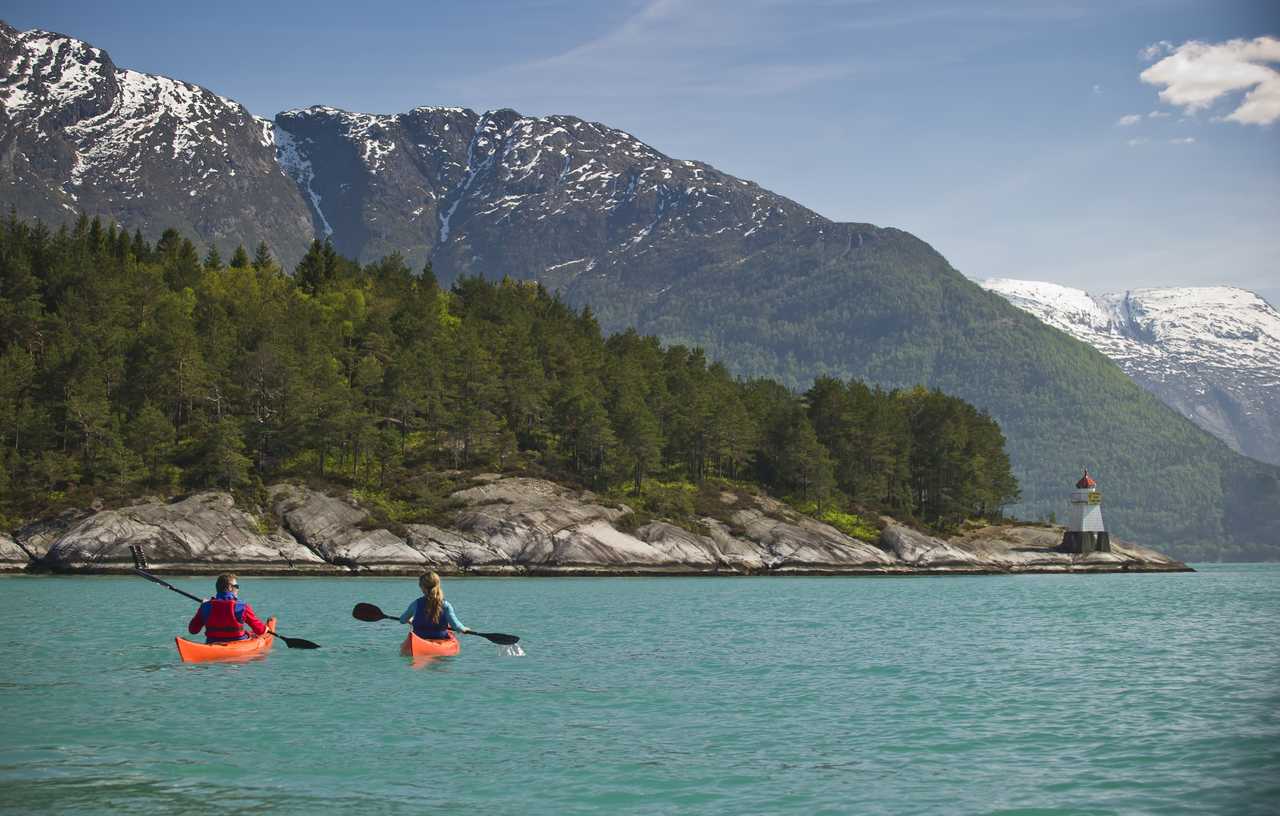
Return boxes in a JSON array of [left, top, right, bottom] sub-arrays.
[[1061, 470, 1111, 554]]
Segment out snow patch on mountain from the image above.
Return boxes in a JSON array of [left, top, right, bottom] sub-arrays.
[[3, 27, 263, 201], [273, 124, 333, 236], [984, 279, 1280, 465], [2, 32, 107, 111]]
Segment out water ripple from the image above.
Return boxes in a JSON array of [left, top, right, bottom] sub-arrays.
[[0, 568, 1277, 814]]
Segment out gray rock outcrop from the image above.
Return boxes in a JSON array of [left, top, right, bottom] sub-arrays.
[[1, 532, 28, 571], [10, 476, 1191, 575], [37, 492, 326, 572], [879, 523, 985, 568], [14, 510, 89, 561], [270, 484, 423, 568]]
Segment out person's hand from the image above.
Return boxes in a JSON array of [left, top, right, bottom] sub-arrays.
[[463, 628, 473, 634]]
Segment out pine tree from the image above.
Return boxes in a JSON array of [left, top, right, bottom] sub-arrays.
[[613, 395, 662, 494], [164, 239, 202, 291], [192, 417, 252, 490], [131, 229, 149, 262], [252, 241, 273, 271], [229, 245, 250, 269], [127, 401, 176, 483], [295, 240, 324, 294], [203, 245, 223, 270]]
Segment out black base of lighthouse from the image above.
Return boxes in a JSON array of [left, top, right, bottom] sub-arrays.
[[1059, 531, 1111, 554]]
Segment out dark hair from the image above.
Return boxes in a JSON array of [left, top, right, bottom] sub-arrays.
[[216, 574, 237, 593]]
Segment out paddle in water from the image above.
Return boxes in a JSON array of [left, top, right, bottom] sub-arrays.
[[130, 545, 320, 649], [352, 602, 520, 645]]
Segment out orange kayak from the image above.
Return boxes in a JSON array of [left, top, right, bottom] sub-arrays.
[[400, 631, 460, 658], [175, 617, 277, 663]]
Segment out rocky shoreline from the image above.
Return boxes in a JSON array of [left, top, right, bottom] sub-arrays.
[[1, 475, 1191, 576]]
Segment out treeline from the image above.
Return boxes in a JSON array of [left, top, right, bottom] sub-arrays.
[[0, 215, 1018, 531]]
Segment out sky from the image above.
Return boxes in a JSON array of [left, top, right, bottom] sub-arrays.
[[4, 0, 1278, 304]]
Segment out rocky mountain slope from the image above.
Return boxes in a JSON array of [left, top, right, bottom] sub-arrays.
[[0, 476, 1188, 575], [0, 22, 315, 263], [3, 21, 1279, 559], [983, 280, 1280, 467]]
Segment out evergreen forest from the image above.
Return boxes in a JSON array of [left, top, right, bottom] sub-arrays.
[[0, 216, 1020, 538]]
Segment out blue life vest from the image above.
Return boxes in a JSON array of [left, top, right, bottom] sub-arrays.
[[412, 597, 450, 640]]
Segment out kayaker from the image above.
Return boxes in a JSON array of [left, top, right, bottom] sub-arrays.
[[188, 574, 268, 643], [400, 572, 472, 640]]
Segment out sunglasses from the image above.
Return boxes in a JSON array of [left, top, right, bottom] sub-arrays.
[[229, 584, 240, 590]]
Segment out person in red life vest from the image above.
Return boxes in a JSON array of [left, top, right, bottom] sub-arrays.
[[188, 573, 268, 643]]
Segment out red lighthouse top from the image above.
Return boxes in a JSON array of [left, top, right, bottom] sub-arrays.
[[1076, 470, 1096, 489]]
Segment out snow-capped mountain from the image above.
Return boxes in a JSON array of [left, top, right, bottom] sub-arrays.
[[1, 21, 821, 283], [0, 22, 315, 262], [269, 103, 822, 291], [983, 279, 1280, 466]]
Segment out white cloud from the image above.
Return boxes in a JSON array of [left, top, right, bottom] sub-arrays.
[[1140, 41, 1175, 61], [1147, 110, 1170, 118], [1140, 36, 1280, 125], [1092, 83, 1104, 94], [1116, 113, 1142, 126], [1127, 137, 1149, 147], [1169, 137, 1196, 144]]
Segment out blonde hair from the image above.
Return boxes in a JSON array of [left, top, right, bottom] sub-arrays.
[[216, 573, 237, 593], [419, 572, 444, 623]]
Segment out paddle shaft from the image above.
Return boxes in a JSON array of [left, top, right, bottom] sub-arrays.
[[352, 602, 519, 645], [134, 568, 204, 603], [133, 568, 319, 649]]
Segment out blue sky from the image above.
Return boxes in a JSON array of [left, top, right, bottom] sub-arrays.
[[4, 0, 1278, 303]]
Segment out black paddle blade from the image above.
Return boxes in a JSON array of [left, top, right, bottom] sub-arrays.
[[352, 602, 394, 622], [279, 635, 321, 649], [471, 631, 520, 646]]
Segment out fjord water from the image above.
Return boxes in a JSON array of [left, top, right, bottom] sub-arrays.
[[1, 568, 1276, 815]]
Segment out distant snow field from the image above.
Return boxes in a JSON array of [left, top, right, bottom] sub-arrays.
[[982, 279, 1280, 466]]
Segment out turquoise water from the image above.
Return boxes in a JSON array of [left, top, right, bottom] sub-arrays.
[[1, 567, 1277, 814]]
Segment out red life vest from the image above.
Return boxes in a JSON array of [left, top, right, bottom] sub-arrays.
[[204, 599, 249, 643]]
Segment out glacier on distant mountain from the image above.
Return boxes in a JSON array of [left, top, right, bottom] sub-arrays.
[[983, 279, 1280, 466]]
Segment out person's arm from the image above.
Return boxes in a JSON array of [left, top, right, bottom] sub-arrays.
[[187, 603, 207, 635], [444, 601, 471, 634], [399, 600, 417, 624], [241, 603, 268, 636]]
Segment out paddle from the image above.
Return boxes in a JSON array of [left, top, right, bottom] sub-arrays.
[[352, 602, 520, 646], [128, 548, 319, 649]]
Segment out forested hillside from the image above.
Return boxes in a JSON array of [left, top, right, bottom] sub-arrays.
[[0, 217, 1019, 539], [621, 223, 1280, 561]]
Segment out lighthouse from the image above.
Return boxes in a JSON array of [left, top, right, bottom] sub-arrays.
[[1060, 470, 1111, 554]]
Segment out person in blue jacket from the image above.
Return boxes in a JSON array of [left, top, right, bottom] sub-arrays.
[[400, 571, 472, 640]]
